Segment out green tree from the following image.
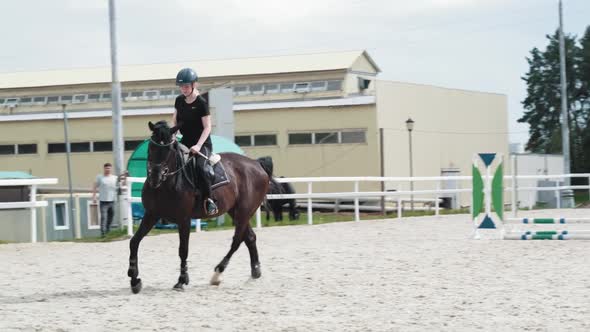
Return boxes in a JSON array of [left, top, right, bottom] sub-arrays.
[[519, 29, 589, 173]]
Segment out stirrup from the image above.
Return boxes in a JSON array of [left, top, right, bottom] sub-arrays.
[[205, 198, 218, 215]]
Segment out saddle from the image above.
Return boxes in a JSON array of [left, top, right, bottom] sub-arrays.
[[175, 143, 230, 193]]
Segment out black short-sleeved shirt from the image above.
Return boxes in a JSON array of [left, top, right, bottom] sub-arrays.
[[174, 94, 212, 149]]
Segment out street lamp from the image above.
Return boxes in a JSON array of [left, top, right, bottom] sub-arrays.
[[406, 118, 415, 211]]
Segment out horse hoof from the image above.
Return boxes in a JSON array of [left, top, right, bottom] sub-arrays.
[[251, 265, 262, 279], [173, 283, 184, 291], [210, 271, 222, 286], [131, 278, 142, 294]]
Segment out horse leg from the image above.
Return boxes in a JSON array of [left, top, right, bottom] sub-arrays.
[[173, 219, 191, 290], [244, 225, 261, 279], [127, 212, 157, 294], [210, 219, 248, 286]]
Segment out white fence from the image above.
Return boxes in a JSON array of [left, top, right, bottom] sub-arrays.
[[0, 178, 59, 243], [125, 173, 590, 233]]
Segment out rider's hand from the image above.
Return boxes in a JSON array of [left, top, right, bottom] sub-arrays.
[[190, 144, 201, 155]]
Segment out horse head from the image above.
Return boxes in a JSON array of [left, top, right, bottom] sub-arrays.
[[147, 121, 179, 188]]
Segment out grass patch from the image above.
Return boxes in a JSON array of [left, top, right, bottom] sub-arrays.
[[0, 240, 11, 245]]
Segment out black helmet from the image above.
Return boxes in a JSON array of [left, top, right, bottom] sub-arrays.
[[176, 68, 198, 85]]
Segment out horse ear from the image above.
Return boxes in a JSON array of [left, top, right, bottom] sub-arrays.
[[148, 121, 155, 131]]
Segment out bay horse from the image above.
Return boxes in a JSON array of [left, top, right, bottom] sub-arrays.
[[127, 120, 276, 293]]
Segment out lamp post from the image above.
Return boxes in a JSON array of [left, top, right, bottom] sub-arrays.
[[406, 118, 415, 211]]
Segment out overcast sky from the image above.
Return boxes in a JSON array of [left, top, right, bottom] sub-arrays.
[[1, 0, 589, 145]]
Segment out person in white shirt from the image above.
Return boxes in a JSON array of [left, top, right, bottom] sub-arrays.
[[92, 163, 118, 237]]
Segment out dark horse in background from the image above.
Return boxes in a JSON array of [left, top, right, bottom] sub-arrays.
[[127, 121, 277, 293], [257, 156, 299, 222], [265, 178, 300, 222]]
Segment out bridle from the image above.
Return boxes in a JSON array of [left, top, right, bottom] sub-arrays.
[[147, 138, 195, 187]]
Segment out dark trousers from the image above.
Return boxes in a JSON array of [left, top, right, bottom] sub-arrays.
[[100, 201, 115, 236], [193, 146, 214, 199]]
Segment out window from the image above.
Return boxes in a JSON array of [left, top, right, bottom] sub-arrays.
[[125, 140, 144, 151], [294, 83, 310, 93], [327, 80, 342, 91], [87, 200, 100, 230], [87, 94, 100, 102], [288, 133, 312, 145], [280, 83, 294, 93], [47, 96, 59, 104], [48, 143, 66, 153], [53, 201, 69, 230], [143, 90, 160, 100], [19, 97, 32, 104], [5, 98, 19, 105], [100, 93, 111, 102], [73, 94, 87, 103], [315, 132, 338, 144], [130, 91, 142, 97], [250, 84, 264, 95], [33, 96, 47, 104], [341, 131, 366, 144], [60, 95, 72, 103], [233, 86, 249, 96], [0, 98, 4, 104], [160, 90, 174, 98], [254, 134, 277, 146], [235, 135, 252, 147], [17, 144, 37, 154], [311, 81, 327, 92], [93, 141, 112, 152], [0, 144, 15, 155], [48, 142, 90, 153], [264, 84, 279, 94], [71, 142, 90, 152]]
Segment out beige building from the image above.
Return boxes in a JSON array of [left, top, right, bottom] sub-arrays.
[[0, 50, 508, 201]]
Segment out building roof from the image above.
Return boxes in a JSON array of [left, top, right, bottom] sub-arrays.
[[0, 172, 34, 179], [0, 50, 380, 89]]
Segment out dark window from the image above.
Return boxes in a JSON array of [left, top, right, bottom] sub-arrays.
[[0, 145, 15, 155], [73, 95, 87, 103], [88, 94, 100, 101], [48, 142, 90, 153], [33, 96, 46, 103], [70, 142, 90, 152], [93, 141, 112, 152], [20, 97, 32, 103], [18, 144, 37, 154], [233, 86, 249, 96], [100, 93, 111, 101], [125, 140, 144, 151], [54, 202, 67, 228], [130, 91, 142, 97], [288, 133, 312, 145], [235, 135, 252, 147], [264, 84, 279, 94], [60, 95, 72, 103], [47, 96, 59, 103], [48, 143, 66, 153], [341, 131, 366, 143], [250, 84, 264, 95], [327, 80, 342, 91], [315, 132, 338, 144], [254, 134, 277, 146], [0, 99, 4, 104], [280, 83, 294, 93], [311, 81, 327, 91], [160, 90, 174, 96]]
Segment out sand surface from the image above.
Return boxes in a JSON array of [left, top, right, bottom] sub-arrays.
[[1, 209, 589, 331]]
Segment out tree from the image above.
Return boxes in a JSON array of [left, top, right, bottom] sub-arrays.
[[519, 28, 590, 173]]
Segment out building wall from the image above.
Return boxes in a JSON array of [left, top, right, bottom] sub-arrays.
[[235, 104, 381, 193], [0, 209, 35, 242], [376, 80, 510, 205]]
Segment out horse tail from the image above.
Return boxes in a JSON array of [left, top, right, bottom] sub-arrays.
[[257, 156, 280, 190]]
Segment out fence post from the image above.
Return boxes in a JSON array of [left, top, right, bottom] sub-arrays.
[[354, 181, 360, 222], [555, 180, 561, 209], [126, 184, 133, 236], [307, 182, 313, 225], [435, 182, 440, 216], [256, 207, 261, 229], [30, 184, 37, 243], [397, 196, 402, 219], [511, 155, 517, 217]]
